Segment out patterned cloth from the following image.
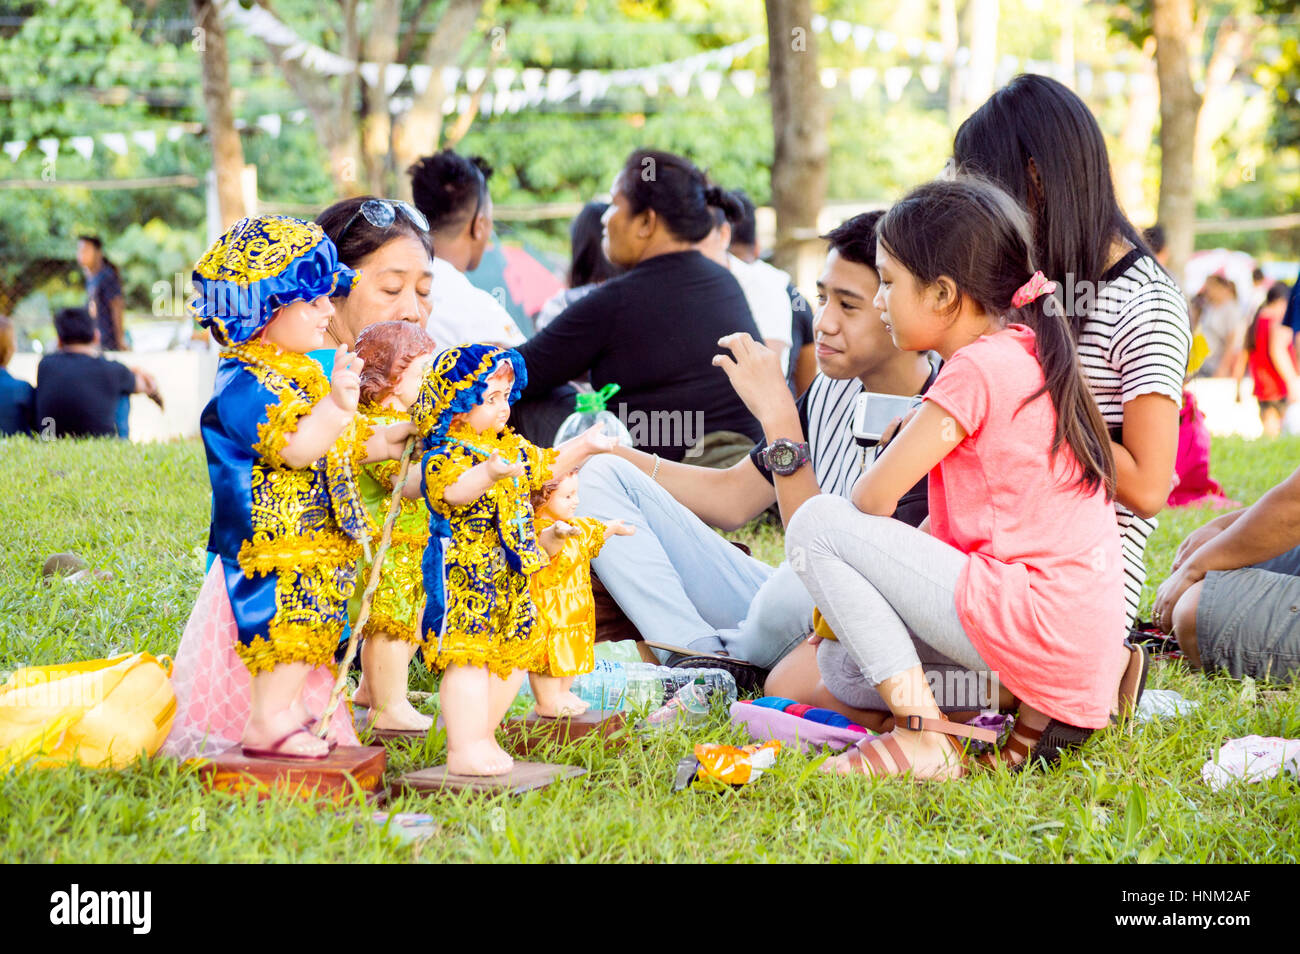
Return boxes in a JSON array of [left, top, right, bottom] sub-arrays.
[[348, 403, 429, 645], [411, 345, 556, 676], [162, 563, 361, 760], [190, 215, 355, 347], [419, 421, 555, 675]]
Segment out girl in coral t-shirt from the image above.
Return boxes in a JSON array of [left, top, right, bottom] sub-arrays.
[[787, 177, 1134, 781]]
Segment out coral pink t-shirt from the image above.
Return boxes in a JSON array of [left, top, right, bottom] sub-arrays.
[[924, 325, 1127, 728]]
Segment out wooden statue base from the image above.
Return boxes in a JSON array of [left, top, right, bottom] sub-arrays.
[[353, 710, 431, 747], [395, 761, 586, 796], [198, 745, 387, 803], [501, 709, 627, 757]]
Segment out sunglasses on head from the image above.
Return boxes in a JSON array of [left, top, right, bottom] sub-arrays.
[[338, 198, 430, 246]]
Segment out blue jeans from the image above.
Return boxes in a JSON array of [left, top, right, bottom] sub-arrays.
[[115, 395, 130, 439], [575, 455, 813, 668]]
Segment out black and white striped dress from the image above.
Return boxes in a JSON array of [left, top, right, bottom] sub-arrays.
[[1077, 250, 1192, 626]]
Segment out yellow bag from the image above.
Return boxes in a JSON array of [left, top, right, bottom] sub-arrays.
[[0, 652, 175, 770], [811, 607, 838, 642]]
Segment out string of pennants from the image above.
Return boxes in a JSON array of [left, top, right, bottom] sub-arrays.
[[2, 6, 1280, 165]]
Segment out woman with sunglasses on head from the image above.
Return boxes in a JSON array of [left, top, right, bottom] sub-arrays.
[[953, 74, 1191, 635], [311, 196, 437, 375]]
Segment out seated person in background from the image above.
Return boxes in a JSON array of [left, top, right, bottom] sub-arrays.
[[574, 212, 938, 687], [535, 201, 622, 332], [518, 148, 765, 465], [698, 202, 793, 374], [34, 307, 159, 439], [1155, 462, 1300, 685], [725, 190, 817, 397], [408, 150, 526, 348], [0, 315, 34, 436]]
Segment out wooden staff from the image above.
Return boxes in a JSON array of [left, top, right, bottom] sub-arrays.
[[317, 436, 417, 739]]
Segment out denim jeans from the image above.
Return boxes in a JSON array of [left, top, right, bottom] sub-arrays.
[[575, 454, 812, 668]]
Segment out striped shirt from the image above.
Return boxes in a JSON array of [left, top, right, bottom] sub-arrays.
[[1078, 250, 1192, 626]]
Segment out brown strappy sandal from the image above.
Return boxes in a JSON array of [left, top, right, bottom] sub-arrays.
[[980, 704, 1093, 772], [831, 714, 999, 781]]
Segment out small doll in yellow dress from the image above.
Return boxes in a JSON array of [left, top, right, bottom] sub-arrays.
[[527, 470, 634, 717], [348, 320, 439, 733], [402, 344, 616, 775]]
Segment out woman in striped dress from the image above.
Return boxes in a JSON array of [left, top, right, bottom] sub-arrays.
[[954, 74, 1192, 632]]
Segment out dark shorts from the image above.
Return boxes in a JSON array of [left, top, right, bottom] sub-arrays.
[[1258, 399, 1286, 418], [1196, 544, 1300, 683]]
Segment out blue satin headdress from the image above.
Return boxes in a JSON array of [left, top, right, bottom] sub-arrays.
[[190, 215, 357, 346], [410, 344, 528, 445]]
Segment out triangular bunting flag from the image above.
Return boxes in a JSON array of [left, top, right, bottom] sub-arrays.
[[884, 65, 912, 101], [730, 70, 757, 98], [130, 130, 158, 155], [408, 65, 432, 94], [697, 71, 723, 101], [100, 132, 128, 155], [255, 114, 282, 137], [70, 136, 95, 160]]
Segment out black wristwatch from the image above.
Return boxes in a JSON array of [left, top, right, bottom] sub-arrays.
[[758, 438, 811, 476]]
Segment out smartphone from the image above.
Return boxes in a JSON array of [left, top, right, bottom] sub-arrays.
[[852, 392, 923, 443]]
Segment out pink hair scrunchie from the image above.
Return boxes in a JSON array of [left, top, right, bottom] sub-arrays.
[[1011, 270, 1058, 308]]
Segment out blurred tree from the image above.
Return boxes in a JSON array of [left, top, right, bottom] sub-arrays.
[[193, 0, 247, 228], [765, 0, 827, 280]]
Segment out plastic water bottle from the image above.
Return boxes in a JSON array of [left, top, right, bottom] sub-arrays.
[[516, 661, 737, 712], [552, 383, 634, 447]]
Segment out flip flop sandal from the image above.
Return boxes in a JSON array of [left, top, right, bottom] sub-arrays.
[[241, 727, 337, 761], [835, 714, 998, 781], [1112, 640, 1151, 725]]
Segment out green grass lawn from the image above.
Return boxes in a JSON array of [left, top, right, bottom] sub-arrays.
[[1, 435, 1298, 863]]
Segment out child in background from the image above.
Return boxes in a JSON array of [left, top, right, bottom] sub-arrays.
[[787, 178, 1136, 780], [349, 321, 439, 733], [527, 470, 634, 717], [1243, 283, 1297, 437], [404, 344, 615, 776]]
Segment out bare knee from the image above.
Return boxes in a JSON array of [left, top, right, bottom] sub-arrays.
[[1172, 581, 1204, 668], [764, 641, 818, 699]]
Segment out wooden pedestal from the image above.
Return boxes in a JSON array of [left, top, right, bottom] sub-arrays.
[[198, 745, 387, 803], [353, 709, 431, 747], [501, 709, 627, 757], [395, 761, 586, 796]]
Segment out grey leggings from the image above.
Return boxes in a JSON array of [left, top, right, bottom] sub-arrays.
[[786, 494, 997, 710]]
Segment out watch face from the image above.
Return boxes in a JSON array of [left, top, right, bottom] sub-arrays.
[[770, 443, 797, 469]]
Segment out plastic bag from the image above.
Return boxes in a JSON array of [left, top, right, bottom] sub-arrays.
[[675, 740, 782, 791], [553, 383, 633, 447], [0, 652, 176, 770]]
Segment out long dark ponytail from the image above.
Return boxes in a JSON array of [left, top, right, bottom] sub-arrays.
[[877, 177, 1116, 498]]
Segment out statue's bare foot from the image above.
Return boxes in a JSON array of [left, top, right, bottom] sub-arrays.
[[447, 738, 514, 776], [365, 698, 433, 733], [352, 677, 372, 711], [534, 692, 589, 718]]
